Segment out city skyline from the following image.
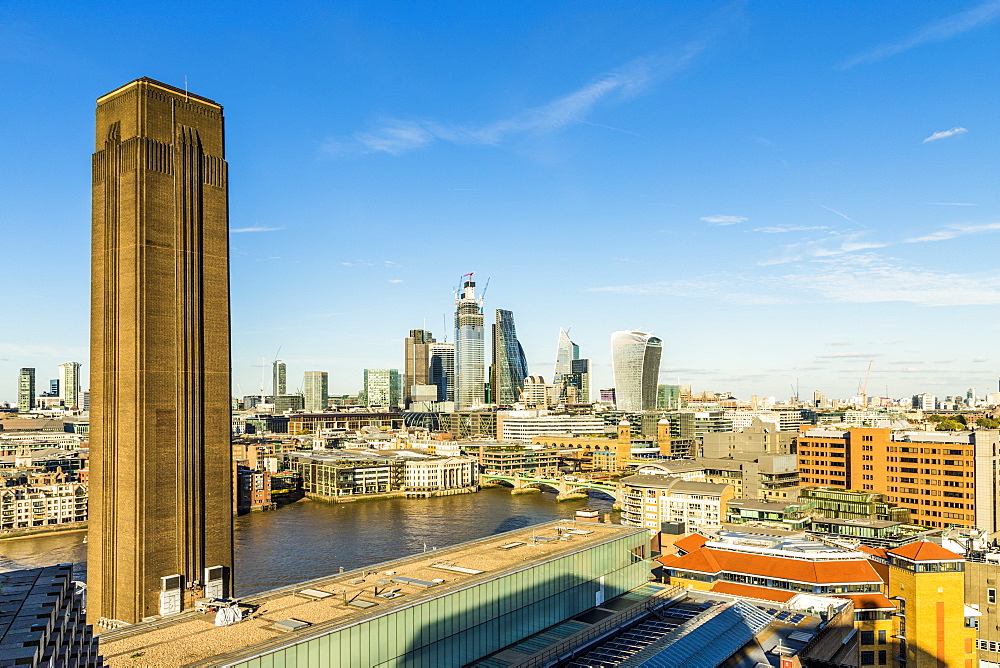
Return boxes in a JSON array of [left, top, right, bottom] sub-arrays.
[[2, 2, 1000, 401]]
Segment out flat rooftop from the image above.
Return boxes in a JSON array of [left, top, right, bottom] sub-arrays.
[[99, 521, 644, 667]]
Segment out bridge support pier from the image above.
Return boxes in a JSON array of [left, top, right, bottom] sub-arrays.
[[510, 487, 541, 495], [556, 492, 589, 502]]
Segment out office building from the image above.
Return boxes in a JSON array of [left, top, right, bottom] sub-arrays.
[[599, 388, 616, 404], [363, 368, 400, 408], [619, 475, 734, 533], [95, 522, 650, 667], [0, 565, 100, 666], [302, 371, 329, 411], [89, 78, 234, 626], [429, 342, 455, 403], [496, 410, 604, 442], [454, 274, 485, 409], [553, 327, 579, 385], [611, 330, 662, 411], [403, 329, 435, 406], [58, 361, 82, 410], [797, 426, 1000, 531], [562, 358, 591, 404], [272, 360, 286, 396], [16, 368, 34, 413], [657, 383, 680, 410], [490, 309, 529, 407]]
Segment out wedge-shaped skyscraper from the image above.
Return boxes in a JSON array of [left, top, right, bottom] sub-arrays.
[[611, 330, 662, 412], [89, 78, 233, 626], [491, 309, 529, 407]]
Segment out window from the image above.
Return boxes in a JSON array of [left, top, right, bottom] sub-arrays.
[[878, 650, 887, 665], [989, 588, 996, 604], [878, 629, 886, 644], [860, 630, 874, 645], [861, 650, 875, 665]]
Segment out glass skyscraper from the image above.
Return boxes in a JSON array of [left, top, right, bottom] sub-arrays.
[[491, 309, 529, 407], [454, 275, 485, 409], [611, 330, 662, 412], [553, 327, 579, 385], [429, 342, 455, 403]]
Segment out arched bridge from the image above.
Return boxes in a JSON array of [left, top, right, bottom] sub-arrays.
[[480, 473, 619, 501]]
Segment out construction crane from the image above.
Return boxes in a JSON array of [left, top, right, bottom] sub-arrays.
[[857, 360, 874, 407]]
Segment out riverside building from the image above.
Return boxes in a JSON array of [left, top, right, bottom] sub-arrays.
[[94, 522, 651, 667]]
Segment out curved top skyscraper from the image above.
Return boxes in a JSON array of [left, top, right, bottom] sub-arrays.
[[611, 330, 662, 412]]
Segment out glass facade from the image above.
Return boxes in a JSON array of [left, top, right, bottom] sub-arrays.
[[611, 331, 662, 412], [221, 532, 650, 668], [491, 309, 529, 407], [553, 328, 579, 385], [454, 279, 485, 409]]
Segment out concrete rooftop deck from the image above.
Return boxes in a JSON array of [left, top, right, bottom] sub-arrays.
[[98, 520, 643, 667]]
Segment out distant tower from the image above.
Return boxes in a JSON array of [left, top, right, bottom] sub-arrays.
[[611, 330, 662, 411], [88, 78, 233, 626], [454, 274, 485, 409], [303, 371, 329, 411], [491, 309, 529, 407], [272, 360, 287, 396], [563, 358, 591, 404], [17, 368, 35, 413], [404, 329, 435, 407], [553, 328, 579, 385], [429, 342, 456, 403], [364, 369, 401, 408], [58, 362, 82, 410]]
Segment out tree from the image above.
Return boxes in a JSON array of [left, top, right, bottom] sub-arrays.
[[977, 417, 1000, 429], [936, 419, 964, 431], [955, 414, 968, 425]]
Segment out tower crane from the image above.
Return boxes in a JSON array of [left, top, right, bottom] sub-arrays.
[[857, 360, 873, 407]]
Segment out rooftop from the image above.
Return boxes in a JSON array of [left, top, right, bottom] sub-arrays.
[[98, 521, 643, 667]]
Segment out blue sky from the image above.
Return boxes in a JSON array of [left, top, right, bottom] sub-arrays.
[[1, 1, 999, 402]]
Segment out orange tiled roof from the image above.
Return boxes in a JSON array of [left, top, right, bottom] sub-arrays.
[[857, 545, 888, 560], [673, 533, 710, 554], [710, 581, 797, 602], [886, 541, 962, 561], [837, 593, 895, 610], [660, 547, 882, 585]]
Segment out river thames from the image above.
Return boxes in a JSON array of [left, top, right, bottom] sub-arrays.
[[0, 488, 616, 596]]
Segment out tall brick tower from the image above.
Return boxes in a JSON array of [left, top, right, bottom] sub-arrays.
[[88, 78, 233, 626]]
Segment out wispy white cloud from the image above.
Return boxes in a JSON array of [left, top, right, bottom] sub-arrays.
[[928, 201, 976, 206], [827, 342, 851, 346], [839, 0, 1000, 68], [784, 252, 1000, 306], [751, 225, 829, 233], [974, 356, 988, 362], [701, 214, 748, 225], [923, 126, 968, 143], [388, 279, 404, 284], [590, 252, 1000, 307], [324, 15, 740, 157], [231, 226, 284, 233], [816, 203, 856, 223], [905, 221, 1000, 243], [759, 232, 886, 266]]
